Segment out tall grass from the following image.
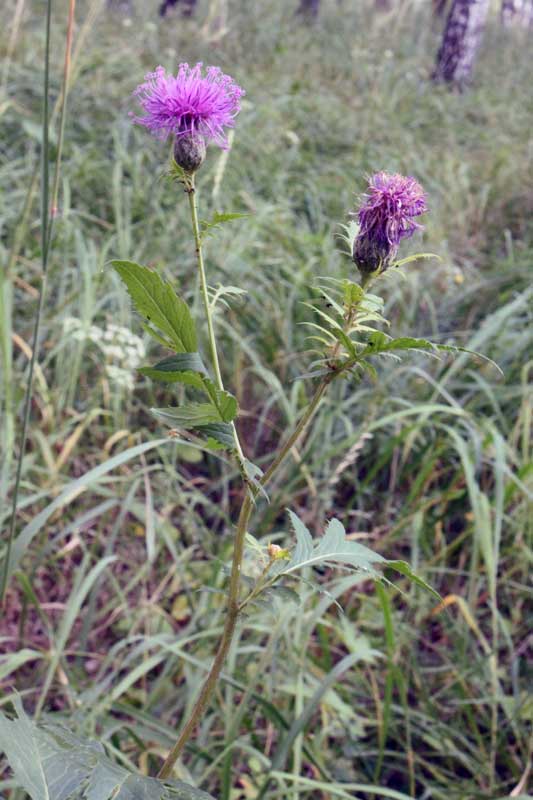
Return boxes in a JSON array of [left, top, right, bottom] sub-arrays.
[[0, 1, 532, 798]]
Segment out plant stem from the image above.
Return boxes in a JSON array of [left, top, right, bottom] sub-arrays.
[[157, 282, 371, 775], [157, 375, 331, 777], [1, 0, 54, 602], [157, 492, 253, 779], [186, 177, 247, 477], [260, 377, 332, 488]]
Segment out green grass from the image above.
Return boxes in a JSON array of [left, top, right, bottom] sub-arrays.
[[1, 1, 532, 799]]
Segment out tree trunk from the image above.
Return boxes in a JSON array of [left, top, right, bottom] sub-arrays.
[[501, 0, 533, 27], [296, 0, 320, 19], [433, 0, 491, 88]]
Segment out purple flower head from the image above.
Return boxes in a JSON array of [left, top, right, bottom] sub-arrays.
[[353, 172, 428, 275], [131, 63, 245, 150]]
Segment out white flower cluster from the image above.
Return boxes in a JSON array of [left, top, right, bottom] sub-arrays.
[[63, 317, 146, 391]]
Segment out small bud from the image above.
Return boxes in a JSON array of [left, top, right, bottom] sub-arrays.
[[267, 543, 290, 561], [173, 132, 206, 174]]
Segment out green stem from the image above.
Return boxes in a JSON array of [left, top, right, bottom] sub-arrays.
[[260, 377, 331, 488], [1, 0, 53, 602], [186, 177, 245, 468], [157, 492, 253, 779], [157, 375, 331, 777], [157, 225, 368, 777]]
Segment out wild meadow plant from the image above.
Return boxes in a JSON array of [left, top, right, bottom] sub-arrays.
[[0, 62, 492, 799]]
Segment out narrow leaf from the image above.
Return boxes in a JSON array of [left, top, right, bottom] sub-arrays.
[[385, 560, 441, 600]]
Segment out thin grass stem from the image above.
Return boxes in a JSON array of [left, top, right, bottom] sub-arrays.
[[1, 0, 76, 602]]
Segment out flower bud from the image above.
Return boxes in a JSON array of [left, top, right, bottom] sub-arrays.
[[352, 172, 427, 278], [267, 543, 290, 561], [353, 236, 396, 276], [173, 132, 206, 174]]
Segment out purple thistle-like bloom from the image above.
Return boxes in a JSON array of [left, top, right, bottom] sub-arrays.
[[353, 172, 428, 275], [131, 63, 245, 150]]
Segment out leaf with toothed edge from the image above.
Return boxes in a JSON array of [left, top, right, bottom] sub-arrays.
[[112, 260, 197, 354], [0, 698, 215, 800], [271, 511, 439, 599]]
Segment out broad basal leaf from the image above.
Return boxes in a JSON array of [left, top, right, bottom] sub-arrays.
[[112, 260, 197, 353], [0, 698, 214, 800]]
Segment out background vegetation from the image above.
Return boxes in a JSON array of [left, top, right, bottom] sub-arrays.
[[1, 1, 532, 798]]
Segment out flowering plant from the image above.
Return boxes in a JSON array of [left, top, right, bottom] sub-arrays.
[[0, 62, 492, 800]]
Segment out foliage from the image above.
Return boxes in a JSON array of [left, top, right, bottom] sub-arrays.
[[112, 260, 238, 449], [0, 699, 214, 800]]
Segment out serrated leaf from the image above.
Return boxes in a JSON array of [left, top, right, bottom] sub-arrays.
[[0, 699, 214, 800], [199, 423, 236, 450], [358, 360, 378, 381], [142, 323, 175, 350], [385, 560, 441, 600], [281, 516, 384, 577], [268, 585, 301, 605], [152, 403, 231, 427], [243, 458, 269, 498], [199, 378, 238, 422], [343, 280, 365, 307], [200, 211, 248, 239], [140, 353, 208, 388], [360, 335, 501, 373], [392, 252, 441, 268], [277, 512, 438, 598], [330, 327, 358, 357], [112, 260, 197, 353]]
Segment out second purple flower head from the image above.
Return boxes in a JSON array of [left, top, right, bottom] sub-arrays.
[[132, 63, 245, 172], [353, 172, 428, 277]]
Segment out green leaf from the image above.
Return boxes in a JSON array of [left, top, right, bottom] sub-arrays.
[[141, 355, 239, 426], [112, 260, 197, 353], [243, 458, 268, 498], [358, 359, 378, 381], [392, 252, 441, 268], [199, 423, 236, 450], [385, 561, 441, 600], [200, 211, 248, 239], [343, 280, 365, 307], [276, 513, 438, 598], [142, 323, 175, 350], [151, 405, 237, 450], [330, 326, 358, 357], [199, 378, 238, 422], [152, 404, 228, 427], [279, 512, 384, 578], [267, 585, 301, 605], [140, 353, 208, 388], [362, 334, 502, 373], [0, 699, 214, 800]]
